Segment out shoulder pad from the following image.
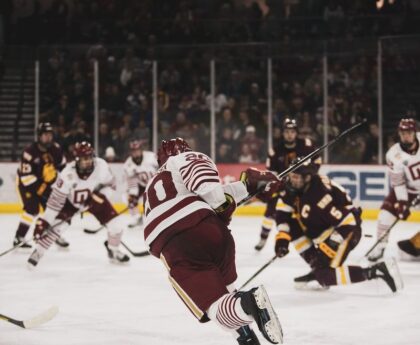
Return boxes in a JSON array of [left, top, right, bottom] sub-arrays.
[[23, 151, 32, 161]]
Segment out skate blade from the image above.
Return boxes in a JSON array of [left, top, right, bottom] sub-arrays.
[[294, 281, 330, 291], [385, 258, 404, 291], [253, 285, 283, 344]]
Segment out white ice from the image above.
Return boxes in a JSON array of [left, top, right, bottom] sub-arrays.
[[0, 214, 419, 345]]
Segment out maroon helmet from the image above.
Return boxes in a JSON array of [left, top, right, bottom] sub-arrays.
[[398, 118, 416, 132], [157, 137, 192, 166], [74, 141, 95, 176]]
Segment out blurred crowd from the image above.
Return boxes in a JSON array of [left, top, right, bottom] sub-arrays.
[[2, 0, 420, 163]]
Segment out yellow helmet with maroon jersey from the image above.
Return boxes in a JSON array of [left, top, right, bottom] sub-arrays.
[[157, 137, 192, 167], [74, 141, 95, 177]]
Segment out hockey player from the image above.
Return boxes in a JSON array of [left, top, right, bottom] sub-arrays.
[[245, 159, 400, 292], [123, 139, 158, 228], [255, 118, 321, 251], [27, 141, 129, 267], [398, 232, 420, 258], [143, 138, 283, 345], [13, 122, 69, 249], [368, 118, 420, 262]]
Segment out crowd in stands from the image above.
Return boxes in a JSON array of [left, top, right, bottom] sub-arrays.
[[3, 0, 420, 163]]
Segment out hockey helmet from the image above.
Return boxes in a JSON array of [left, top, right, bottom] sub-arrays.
[[398, 118, 416, 132], [282, 118, 298, 131], [74, 141, 95, 177], [37, 122, 54, 135], [286, 157, 316, 194], [129, 139, 145, 165], [37, 122, 54, 148], [157, 137, 192, 166]]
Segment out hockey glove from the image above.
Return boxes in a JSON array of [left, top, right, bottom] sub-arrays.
[[240, 168, 278, 196], [214, 193, 236, 226], [396, 200, 410, 220], [128, 194, 138, 209], [274, 231, 291, 257], [34, 218, 50, 240]]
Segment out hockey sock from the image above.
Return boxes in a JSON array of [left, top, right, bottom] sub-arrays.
[[107, 231, 122, 248], [314, 266, 367, 286], [37, 229, 61, 251], [207, 293, 253, 331], [15, 213, 35, 238], [377, 209, 396, 244], [260, 217, 274, 239]]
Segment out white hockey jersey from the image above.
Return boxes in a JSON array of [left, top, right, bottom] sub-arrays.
[[123, 151, 158, 196], [143, 151, 248, 256], [386, 133, 420, 200], [43, 158, 116, 224]]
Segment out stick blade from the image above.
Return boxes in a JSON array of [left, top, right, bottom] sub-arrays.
[[23, 305, 59, 329]]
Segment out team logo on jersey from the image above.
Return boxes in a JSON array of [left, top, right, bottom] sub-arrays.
[[408, 161, 420, 180]]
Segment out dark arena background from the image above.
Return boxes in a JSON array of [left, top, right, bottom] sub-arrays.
[[0, 1, 420, 345]]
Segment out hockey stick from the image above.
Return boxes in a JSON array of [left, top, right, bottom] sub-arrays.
[[0, 184, 108, 258], [364, 194, 420, 258], [239, 255, 277, 290], [238, 119, 367, 206], [0, 305, 59, 329], [83, 206, 130, 234], [121, 240, 150, 257]]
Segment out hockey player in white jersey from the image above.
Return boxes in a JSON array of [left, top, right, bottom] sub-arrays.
[[123, 139, 158, 228], [143, 137, 283, 345], [27, 141, 129, 267], [369, 118, 420, 261]]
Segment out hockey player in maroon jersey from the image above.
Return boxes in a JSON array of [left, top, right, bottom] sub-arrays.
[[13, 122, 69, 249], [255, 118, 321, 251], [27, 142, 129, 267], [248, 159, 401, 292], [368, 118, 420, 261], [143, 138, 283, 345]]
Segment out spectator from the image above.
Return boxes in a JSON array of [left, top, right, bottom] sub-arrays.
[[113, 126, 131, 161], [239, 125, 264, 163], [98, 123, 113, 157], [362, 122, 380, 164]]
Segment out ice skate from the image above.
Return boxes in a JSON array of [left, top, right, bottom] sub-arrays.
[[365, 259, 402, 293], [13, 236, 32, 249], [254, 238, 267, 251], [367, 242, 387, 262], [128, 216, 143, 229], [237, 285, 283, 344], [55, 236, 70, 248], [27, 249, 44, 268], [236, 325, 260, 345], [104, 241, 130, 263], [294, 271, 329, 291]]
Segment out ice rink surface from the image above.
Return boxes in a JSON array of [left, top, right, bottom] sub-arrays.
[[0, 214, 419, 345]]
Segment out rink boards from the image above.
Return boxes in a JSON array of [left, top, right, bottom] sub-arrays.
[[0, 162, 419, 221]]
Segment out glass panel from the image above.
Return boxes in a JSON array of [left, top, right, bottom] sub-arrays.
[[382, 35, 420, 159], [38, 45, 94, 161], [271, 44, 324, 160], [157, 50, 210, 156], [326, 40, 377, 164], [215, 44, 268, 164], [98, 46, 154, 162]]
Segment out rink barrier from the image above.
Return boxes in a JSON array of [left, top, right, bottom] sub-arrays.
[[2, 203, 420, 222]]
